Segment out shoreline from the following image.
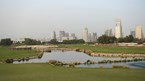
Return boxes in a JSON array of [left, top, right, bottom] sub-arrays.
[[47, 48, 145, 58]]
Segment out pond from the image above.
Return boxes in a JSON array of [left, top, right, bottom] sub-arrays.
[[14, 50, 145, 69]]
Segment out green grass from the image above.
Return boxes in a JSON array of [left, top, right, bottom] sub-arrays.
[[0, 63, 145, 81], [0, 46, 40, 61], [58, 44, 145, 54]]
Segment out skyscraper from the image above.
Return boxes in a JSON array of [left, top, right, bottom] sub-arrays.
[[135, 25, 143, 39], [69, 33, 77, 40], [115, 19, 122, 38], [92, 33, 97, 42], [105, 29, 113, 36], [88, 33, 92, 42], [130, 31, 135, 38], [51, 31, 56, 40], [82, 28, 88, 42], [59, 30, 65, 42]]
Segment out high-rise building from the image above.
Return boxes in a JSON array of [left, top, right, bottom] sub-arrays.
[[88, 33, 92, 42], [82, 28, 88, 42], [65, 33, 69, 38], [59, 30, 65, 42], [115, 19, 122, 38], [105, 29, 113, 36], [69, 33, 77, 40], [92, 33, 97, 42], [135, 25, 143, 39], [130, 31, 135, 37], [51, 31, 56, 40]]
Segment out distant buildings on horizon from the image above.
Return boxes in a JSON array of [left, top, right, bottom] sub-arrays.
[[49, 19, 144, 42], [5, 19, 145, 43]]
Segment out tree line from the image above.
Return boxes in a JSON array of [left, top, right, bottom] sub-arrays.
[[97, 35, 144, 44], [0, 35, 144, 46]]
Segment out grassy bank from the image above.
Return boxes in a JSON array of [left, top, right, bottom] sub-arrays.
[[0, 46, 40, 61], [58, 44, 145, 54], [0, 63, 145, 81]]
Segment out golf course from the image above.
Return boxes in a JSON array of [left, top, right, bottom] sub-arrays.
[[0, 44, 145, 81]]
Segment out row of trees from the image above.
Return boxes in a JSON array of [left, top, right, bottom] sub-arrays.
[[0, 38, 41, 46], [49, 39, 85, 44], [97, 35, 144, 44], [0, 36, 144, 46], [97, 35, 116, 44], [22, 38, 41, 45]]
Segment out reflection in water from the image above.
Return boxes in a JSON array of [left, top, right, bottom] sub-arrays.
[[14, 50, 145, 69]]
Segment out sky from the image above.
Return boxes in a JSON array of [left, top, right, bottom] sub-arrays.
[[0, 0, 145, 39]]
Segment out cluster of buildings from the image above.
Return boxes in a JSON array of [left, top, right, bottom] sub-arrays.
[[11, 19, 144, 43], [50, 28, 97, 42], [104, 19, 144, 40], [115, 19, 144, 40], [50, 19, 144, 43], [51, 30, 77, 42], [82, 28, 97, 42]]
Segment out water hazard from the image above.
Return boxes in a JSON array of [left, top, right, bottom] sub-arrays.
[[14, 50, 145, 69]]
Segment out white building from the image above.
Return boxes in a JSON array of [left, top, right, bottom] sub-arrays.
[[62, 37, 69, 41], [82, 28, 88, 42], [115, 19, 122, 38]]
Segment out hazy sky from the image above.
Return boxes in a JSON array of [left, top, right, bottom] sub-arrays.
[[0, 0, 145, 39]]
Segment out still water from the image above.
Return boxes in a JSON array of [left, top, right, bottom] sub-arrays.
[[14, 50, 145, 69]]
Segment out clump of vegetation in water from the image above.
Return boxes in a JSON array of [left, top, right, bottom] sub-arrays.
[[112, 65, 129, 69]]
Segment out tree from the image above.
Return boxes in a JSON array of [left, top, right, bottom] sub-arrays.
[[124, 35, 134, 42], [0, 38, 13, 46], [117, 35, 134, 43], [23, 38, 41, 45], [117, 38, 124, 43], [97, 35, 116, 44], [49, 39, 58, 44]]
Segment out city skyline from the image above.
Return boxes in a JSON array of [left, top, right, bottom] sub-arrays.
[[0, 0, 145, 39]]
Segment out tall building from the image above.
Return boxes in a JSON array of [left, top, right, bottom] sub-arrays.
[[88, 33, 92, 42], [65, 32, 69, 38], [59, 30, 65, 42], [69, 33, 77, 40], [115, 19, 122, 38], [92, 33, 97, 42], [130, 31, 135, 38], [105, 29, 113, 36], [51, 31, 56, 40], [82, 28, 88, 42], [135, 25, 143, 39]]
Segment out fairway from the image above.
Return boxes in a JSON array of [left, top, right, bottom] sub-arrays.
[[59, 44, 145, 54], [0, 64, 145, 81], [0, 46, 40, 61]]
